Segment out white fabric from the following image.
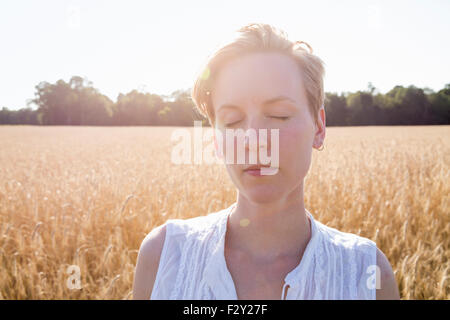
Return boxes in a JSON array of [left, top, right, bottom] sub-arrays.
[[150, 202, 378, 300]]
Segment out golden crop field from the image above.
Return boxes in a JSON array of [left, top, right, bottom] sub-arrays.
[[0, 125, 448, 300]]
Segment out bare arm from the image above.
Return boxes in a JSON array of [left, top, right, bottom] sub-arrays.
[[132, 223, 167, 300], [376, 247, 401, 300]]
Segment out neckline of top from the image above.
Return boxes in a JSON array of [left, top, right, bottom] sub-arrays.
[[203, 202, 321, 299]]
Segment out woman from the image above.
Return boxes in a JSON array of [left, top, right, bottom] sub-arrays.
[[133, 23, 400, 300]]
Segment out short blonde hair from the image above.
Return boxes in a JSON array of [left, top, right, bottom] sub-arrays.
[[191, 23, 326, 127]]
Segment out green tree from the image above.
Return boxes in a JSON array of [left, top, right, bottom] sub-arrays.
[[324, 92, 348, 126], [112, 90, 164, 125], [30, 76, 113, 125], [427, 83, 450, 124]]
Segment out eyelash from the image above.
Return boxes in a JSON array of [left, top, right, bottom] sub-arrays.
[[225, 117, 289, 127], [224, 121, 239, 128]]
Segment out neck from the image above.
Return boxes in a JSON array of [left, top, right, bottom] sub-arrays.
[[226, 184, 311, 261]]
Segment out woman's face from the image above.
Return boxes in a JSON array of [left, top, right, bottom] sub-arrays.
[[211, 52, 325, 203]]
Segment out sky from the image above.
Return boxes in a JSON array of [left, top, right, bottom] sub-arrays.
[[1, 0, 449, 110]]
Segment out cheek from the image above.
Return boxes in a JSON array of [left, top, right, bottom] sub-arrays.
[[279, 123, 314, 166]]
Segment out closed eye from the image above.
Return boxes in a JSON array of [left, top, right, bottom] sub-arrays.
[[270, 116, 290, 120], [224, 120, 242, 127], [225, 116, 289, 127]]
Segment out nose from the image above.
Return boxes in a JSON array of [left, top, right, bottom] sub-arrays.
[[244, 130, 268, 153], [243, 115, 272, 158]]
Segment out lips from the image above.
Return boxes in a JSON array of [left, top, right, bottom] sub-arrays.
[[243, 164, 279, 176], [243, 164, 271, 171]]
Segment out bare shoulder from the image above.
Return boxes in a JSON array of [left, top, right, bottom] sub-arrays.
[[376, 247, 401, 300], [132, 223, 167, 300]]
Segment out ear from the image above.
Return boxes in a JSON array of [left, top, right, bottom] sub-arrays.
[[313, 106, 326, 149]]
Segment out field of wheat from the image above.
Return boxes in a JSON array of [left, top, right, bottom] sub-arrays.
[[0, 125, 448, 299]]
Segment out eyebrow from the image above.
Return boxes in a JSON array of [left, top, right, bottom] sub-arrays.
[[217, 95, 297, 113]]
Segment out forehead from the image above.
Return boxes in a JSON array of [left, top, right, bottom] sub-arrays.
[[211, 52, 306, 110]]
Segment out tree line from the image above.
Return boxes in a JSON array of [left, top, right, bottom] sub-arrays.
[[0, 76, 448, 126]]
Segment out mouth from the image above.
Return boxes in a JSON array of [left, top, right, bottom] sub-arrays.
[[243, 165, 279, 176]]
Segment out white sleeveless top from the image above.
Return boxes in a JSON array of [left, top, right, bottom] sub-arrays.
[[150, 202, 378, 300]]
